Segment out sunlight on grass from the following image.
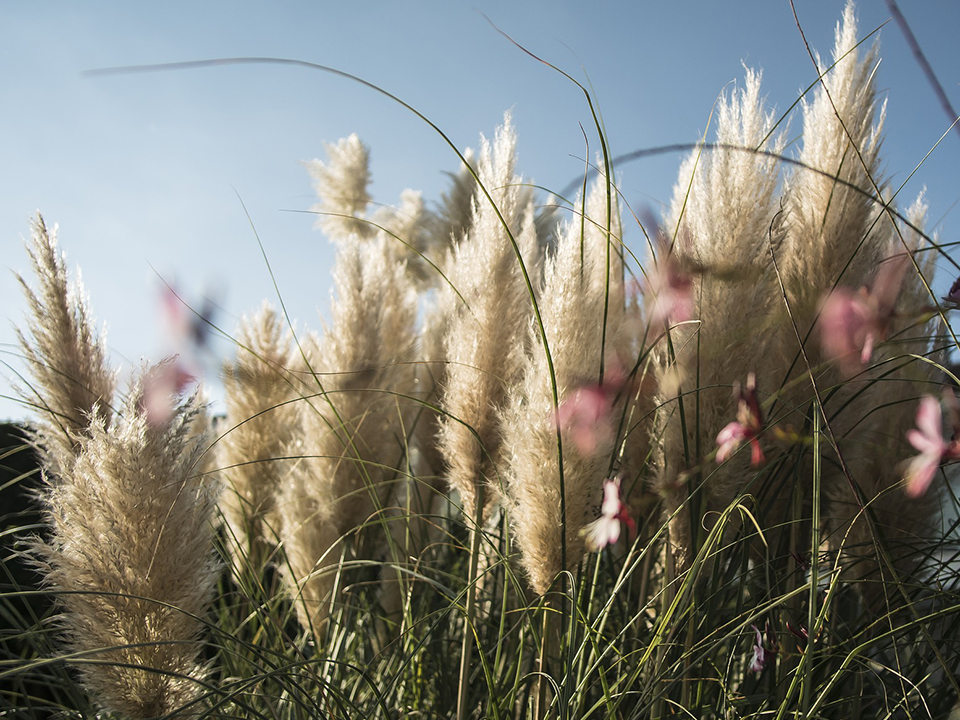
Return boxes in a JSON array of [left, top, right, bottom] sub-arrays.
[[3, 3, 960, 718]]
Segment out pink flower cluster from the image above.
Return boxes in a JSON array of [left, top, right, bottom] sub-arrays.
[[904, 392, 960, 498], [716, 373, 765, 466]]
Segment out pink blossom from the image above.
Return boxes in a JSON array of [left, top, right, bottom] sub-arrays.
[[904, 393, 960, 497], [557, 384, 614, 455], [646, 255, 694, 328], [556, 367, 628, 455], [819, 253, 908, 376], [583, 476, 637, 552], [161, 283, 218, 350], [786, 621, 809, 642], [945, 275, 960, 307], [140, 359, 195, 428], [749, 625, 770, 674], [640, 210, 694, 330], [716, 373, 765, 466]]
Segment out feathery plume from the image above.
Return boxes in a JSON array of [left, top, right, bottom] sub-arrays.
[[501, 174, 631, 594], [218, 302, 300, 566], [17, 218, 219, 716], [437, 113, 541, 523], [424, 149, 478, 264], [31, 378, 219, 719], [780, 1, 887, 318], [372, 188, 431, 275], [305, 133, 375, 241], [277, 239, 417, 634], [15, 214, 115, 469], [818, 192, 942, 605], [652, 67, 786, 570]]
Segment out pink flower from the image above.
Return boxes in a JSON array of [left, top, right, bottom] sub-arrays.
[[904, 393, 960, 497], [161, 283, 218, 351], [557, 384, 614, 455], [640, 210, 694, 330], [786, 621, 809, 642], [716, 373, 765, 466], [749, 624, 771, 674], [556, 366, 628, 456], [583, 476, 637, 552], [945, 275, 960, 307], [140, 358, 195, 427], [646, 255, 694, 328], [819, 253, 908, 376]]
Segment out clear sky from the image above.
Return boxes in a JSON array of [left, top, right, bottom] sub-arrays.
[[2, 1, 959, 421]]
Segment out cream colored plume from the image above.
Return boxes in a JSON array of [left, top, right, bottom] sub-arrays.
[[305, 133, 375, 241], [15, 215, 116, 471], [779, 0, 887, 318], [277, 238, 418, 635], [218, 301, 300, 567], [502, 174, 632, 595], [31, 376, 218, 718], [652, 66, 787, 569], [437, 112, 541, 523], [818, 194, 942, 607]]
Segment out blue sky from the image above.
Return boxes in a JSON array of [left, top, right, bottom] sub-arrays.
[[3, 1, 959, 421]]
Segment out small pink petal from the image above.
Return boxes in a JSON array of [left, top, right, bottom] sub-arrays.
[[584, 477, 633, 551], [907, 429, 943, 456], [859, 331, 875, 365], [903, 395, 949, 497], [716, 421, 745, 463], [584, 516, 621, 551], [819, 289, 873, 374], [871, 253, 908, 319], [601, 477, 622, 517], [749, 625, 768, 673], [904, 453, 939, 498], [915, 395, 943, 443]]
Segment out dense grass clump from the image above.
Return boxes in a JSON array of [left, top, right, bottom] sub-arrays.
[[4, 3, 960, 718]]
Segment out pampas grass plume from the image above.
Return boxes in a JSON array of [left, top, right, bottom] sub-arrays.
[[34, 385, 218, 719], [277, 238, 417, 634], [218, 301, 299, 565], [437, 113, 540, 522], [15, 214, 116, 469], [502, 175, 631, 595]]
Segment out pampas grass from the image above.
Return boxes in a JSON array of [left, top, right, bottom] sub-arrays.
[[218, 301, 298, 569], [16, 221, 219, 719], [15, 216, 116, 472], [276, 237, 417, 636], [501, 174, 631, 596], [437, 113, 542, 525], [5, 3, 960, 718]]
